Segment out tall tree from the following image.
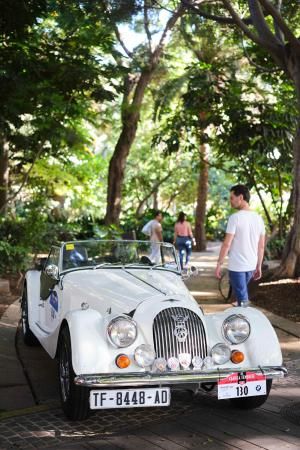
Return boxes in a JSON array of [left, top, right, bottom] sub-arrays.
[[0, 1, 117, 215], [184, 0, 300, 276], [104, 1, 186, 224], [153, 23, 235, 250]]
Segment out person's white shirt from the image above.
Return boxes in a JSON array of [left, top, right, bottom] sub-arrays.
[[150, 219, 162, 242], [226, 210, 265, 271], [149, 219, 162, 263]]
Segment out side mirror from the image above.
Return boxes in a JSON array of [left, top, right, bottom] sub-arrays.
[[45, 264, 59, 281]]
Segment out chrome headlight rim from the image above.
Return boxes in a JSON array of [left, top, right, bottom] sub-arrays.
[[211, 342, 231, 365], [222, 314, 251, 344], [107, 315, 137, 348]]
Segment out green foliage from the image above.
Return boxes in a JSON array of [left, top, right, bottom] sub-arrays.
[[0, 0, 121, 218], [0, 241, 30, 275], [1, 0, 299, 272], [265, 237, 286, 260], [0, 210, 123, 274]]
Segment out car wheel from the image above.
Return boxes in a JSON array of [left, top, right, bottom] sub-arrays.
[[21, 286, 39, 346], [229, 379, 272, 409], [58, 326, 90, 420]]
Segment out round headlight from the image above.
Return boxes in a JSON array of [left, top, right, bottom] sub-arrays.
[[134, 344, 156, 368], [223, 314, 250, 344], [211, 343, 231, 365], [107, 316, 137, 348]]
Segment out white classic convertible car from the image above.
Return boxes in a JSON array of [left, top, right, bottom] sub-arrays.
[[21, 239, 287, 420]]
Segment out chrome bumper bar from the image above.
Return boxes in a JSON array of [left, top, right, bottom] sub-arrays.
[[74, 366, 287, 388]]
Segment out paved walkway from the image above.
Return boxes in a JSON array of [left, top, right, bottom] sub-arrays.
[[0, 245, 300, 449]]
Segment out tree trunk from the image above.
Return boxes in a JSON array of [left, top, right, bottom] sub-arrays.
[[195, 144, 209, 251], [104, 6, 185, 225], [105, 119, 140, 225], [278, 120, 300, 276], [153, 190, 158, 210], [104, 70, 152, 225], [0, 139, 9, 216], [277, 57, 300, 277]]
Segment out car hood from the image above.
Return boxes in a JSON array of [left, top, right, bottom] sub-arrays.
[[64, 268, 190, 314]]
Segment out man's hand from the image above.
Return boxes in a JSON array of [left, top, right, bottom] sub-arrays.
[[253, 266, 262, 280], [215, 263, 222, 279], [215, 233, 234, 280]]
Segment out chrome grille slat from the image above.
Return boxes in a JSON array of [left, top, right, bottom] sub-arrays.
[[190, 308, 196, 357], [165, 308, 174, 359], [153, 307, 207, 361], [199, 313, 206, 356], [194, 308, 201, 357], [161, 309, 167, 358]]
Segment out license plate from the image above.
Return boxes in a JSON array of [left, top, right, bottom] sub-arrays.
[[89, 387, 171, 409], [218, 372, 267, 400]]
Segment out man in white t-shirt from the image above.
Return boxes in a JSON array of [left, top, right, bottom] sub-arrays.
[[215, 185, 265, 307]]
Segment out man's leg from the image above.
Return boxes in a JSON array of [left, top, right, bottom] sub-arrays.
[[243, 271, 255, 306], [150, 241, 161, 264], [228, 271, 248, 306]]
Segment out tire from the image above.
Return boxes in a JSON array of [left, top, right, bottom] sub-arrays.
[[229, 379, 272, 410], [21, 286, 39, 346], [219, 271, 233, 302], [58, 326, 90, 420]]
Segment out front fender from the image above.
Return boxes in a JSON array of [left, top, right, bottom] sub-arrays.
[[204, 306, 283, 367], [63, 309, 148, 375], [64, 308, 106, 375], [24, 270, 41, 329]]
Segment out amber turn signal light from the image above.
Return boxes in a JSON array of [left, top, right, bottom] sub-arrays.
[[231, 350, 244, 364], [116, 354, 131, 369]]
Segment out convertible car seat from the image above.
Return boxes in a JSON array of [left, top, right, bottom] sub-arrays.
[[63, 245, 89, 269]]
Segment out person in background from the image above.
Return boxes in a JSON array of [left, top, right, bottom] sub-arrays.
[[149, 210, 163, 264], [215, 184, 265, 307], [174, 212, 194, 270]]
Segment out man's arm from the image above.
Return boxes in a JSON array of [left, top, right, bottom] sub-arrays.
[[253, 234, 265, 280], [215, 233, 234, 279], [155, 224, 163, 242]]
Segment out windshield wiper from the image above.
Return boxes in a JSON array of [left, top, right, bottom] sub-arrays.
[[123, 263, 148, 268], [93, 262, 118, 270], [150, 263, 164, 269], [150, 263, 180, 272]]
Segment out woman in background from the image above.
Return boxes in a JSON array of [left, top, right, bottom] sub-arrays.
[[174, 212, 194, 270]]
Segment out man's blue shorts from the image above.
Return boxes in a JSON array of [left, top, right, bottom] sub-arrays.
[[228, 270, 254, 305]]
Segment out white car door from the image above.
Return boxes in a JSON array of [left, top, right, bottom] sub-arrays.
[[39, 246, 61, 331]]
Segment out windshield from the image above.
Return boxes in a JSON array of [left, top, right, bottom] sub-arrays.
[[61, 240, 180, 272]]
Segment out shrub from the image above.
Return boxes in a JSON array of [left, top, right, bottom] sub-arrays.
[[0, 241, 31, 275]]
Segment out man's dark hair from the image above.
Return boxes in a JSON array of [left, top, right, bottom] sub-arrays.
[[154, 210, 162, 218], [230, 184, 250, 203]]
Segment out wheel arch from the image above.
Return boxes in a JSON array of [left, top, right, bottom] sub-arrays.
[[55, 319, 69, 358], [55, 309, 107, 375]]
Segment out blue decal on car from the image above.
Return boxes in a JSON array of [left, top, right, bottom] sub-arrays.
[[49, 290, 58, 312]]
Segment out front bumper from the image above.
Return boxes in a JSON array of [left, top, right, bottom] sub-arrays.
[[74, 365, 287, 388]]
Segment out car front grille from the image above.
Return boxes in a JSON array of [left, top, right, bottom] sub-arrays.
[[153, 307, 207, 360]]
